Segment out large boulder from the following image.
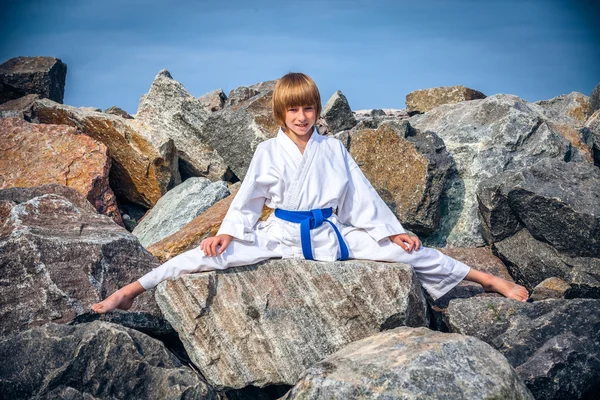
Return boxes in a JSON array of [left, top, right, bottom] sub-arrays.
[[33, 98, 179, 208], [136, 70, 229, 180], [405, 85, 486, 114], [155, 260, 428, 390], [585, 109, 600, 166], [0, 184, 98, 213], [409, 94, 588, 247], [534, 92, 593, 124], [0, 93, 39, 120], [133, 177, 230, 248], [0, 118, 122, 225], [0, 56, 67, 104], [347, 120, 451, 235], [201, 80, 278, 180], [320, 90, 357, 134], [285, 327, 533, 400], [0, 321, 217, 399], [589, 82, 600, 112], [0, 192, 161, 337], [446, 298, 600, 400]]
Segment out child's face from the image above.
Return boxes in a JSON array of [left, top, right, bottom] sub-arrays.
[[284, 105, 316, 138]]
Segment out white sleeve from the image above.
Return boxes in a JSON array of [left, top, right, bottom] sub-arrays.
[[216, 146, 270, 242], [337, 145, 406, 242]]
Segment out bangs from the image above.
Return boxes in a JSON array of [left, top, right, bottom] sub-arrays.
[[273, 72, 322, 128]]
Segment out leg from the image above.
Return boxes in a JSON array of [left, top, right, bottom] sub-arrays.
[[464, 268, 529, 301]]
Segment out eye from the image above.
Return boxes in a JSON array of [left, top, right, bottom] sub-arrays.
[[288, 108, 298, 112], [305, 106, 314, 110]]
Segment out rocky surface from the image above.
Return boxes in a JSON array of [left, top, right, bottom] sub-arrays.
[[0, 321, 217, 399], [0, 56, 67, 104], [0, 118, 122, 225], [198, 88, 227, 112], [0, 192, 161, 337], [347, 120, 451, 235], [0, 93, 39, 120], [201, 80, 278, 180], [586, 109, 600, 166], [352, 108, 409, 129], [320, 90, 357, 134], [530, 277, 572, 301], [33, 98, 179, 207], [446, 297, 600, 400], [285, 327, 533, 400], [534, 91, 593, 123], [155, 259, 428, 389], [133, 177, 230, 248], [0, 184, 97, 213], [104, 105, 133, 119], [410, 94, 586, 247], [589, 82, 600, 112], [136, 69, 229, 180], [405, 85, 486, 114]]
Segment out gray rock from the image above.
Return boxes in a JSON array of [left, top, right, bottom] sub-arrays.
[[0, 56, 67, 104], [136, 69, 229, 181], [590, 82, 600, 112], [155, 259, 428, 389], [225, 80, 276, 108], [585, 109, 600, 166], [104, 105, 133, 119], [78, 106, 102, 113], [0, 321, 217, 399], [0, 184, 97, 213], [534, 92, 593, 124], [132, 177, 230, 248], [406, 85, 486, 114], [409, 94, 585, 247], [198, 88, 227, 112], [0, 193, 161, 337], [446, 297, 600, 400], [0, 93, 39, 120], [285, 327, 533, 400], [321, 90, 357, 134], [352, 108, 409, 129], [530, 277, 572, 301]]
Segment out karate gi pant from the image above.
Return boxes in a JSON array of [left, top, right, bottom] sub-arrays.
[[138, 228, 471, 301]]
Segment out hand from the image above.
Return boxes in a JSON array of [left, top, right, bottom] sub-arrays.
[[200, 234, 232, 256], [390, 233, 421, 253]]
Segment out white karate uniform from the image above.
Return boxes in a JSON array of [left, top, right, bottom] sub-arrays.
[[138, 128, 470, 300]]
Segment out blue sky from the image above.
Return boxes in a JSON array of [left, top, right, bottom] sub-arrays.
[[1, 0, 598, 114]]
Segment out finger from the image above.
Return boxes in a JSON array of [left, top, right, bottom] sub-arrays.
[[405, 237, 414, 252], [414, 237, 421, 250], [218, 238, 229, 254]]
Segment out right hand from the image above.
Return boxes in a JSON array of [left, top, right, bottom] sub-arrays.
[[200, 234, 232, 256]]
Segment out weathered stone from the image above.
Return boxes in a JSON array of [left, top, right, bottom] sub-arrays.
[[33, 98, 179, 208], [352, 108, 409, 129], [79, 106, 102, 112], [320, 90, 357, 134], [201, 81, 278, 179], [133, 178, 230, 248], [0, 93, 39, 120], [104, 105, 133, 119], [591, 83, 600, 112], [586, 109, 600, 166], [410, 94, 584, 247], [348, 120, 451, 235], [0, 321, 217, 399], [286, 327, 533, 400], [0, 194, 161, 337], [406, 85, 486, 114], [535, 92, 593, 124], [0, 184, 97, 214], [136, 70, 228, 181], [0, 56, 67, 104], [446, 298, 600, 400], [155, 260, 428, 389], [0, 118, 122, 225], [530, 277, 571, 301], [198, 88, 227, 112]]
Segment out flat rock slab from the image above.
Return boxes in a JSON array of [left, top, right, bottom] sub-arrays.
[[446, 297, 600, 400], [285, 327, 533, 400], [0, 321, 217, 399], [405, 85, 486, 114], [0, 56, 67, 104], [155, 259, 428, 390]]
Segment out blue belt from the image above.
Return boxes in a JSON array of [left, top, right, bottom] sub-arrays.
[[274, 207, 349, 261]]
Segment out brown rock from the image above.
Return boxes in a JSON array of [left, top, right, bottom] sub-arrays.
[[33, 98, 179, 207], [530, 277, 571, 301], [0, 118, 122, 225], [406, 85, 486, 114], [104, 105, 133, 119], [547, 121, 594, 163], [0, 94, 39, 120], [585, 109, 600, 166], [198, 88, 227, 112], [535, 92, 593, 124]]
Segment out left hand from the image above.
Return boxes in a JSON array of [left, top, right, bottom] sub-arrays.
[[390, 233, 421, 253]]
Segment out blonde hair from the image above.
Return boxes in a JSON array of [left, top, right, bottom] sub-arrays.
[[272, 72, 322, 128]]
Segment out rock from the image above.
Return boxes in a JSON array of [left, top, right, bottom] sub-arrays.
[[590, 82, 600, 112], [446, 297, 600, 400], [0, 184, 97, 213], [285, 327, 533, 400], [534, 92, 593, 124], [0, 56, 67, 104], [530, 277, 571, 301], [133, 178, 230, 248], [201, 80, 279, 179], [155, 259, 428, 389], [104, 105, 133, 119], [136, 70, 228, 181], [0, 321, 217, 399], [405, 85, 486, 114], [0, 93, 39, 120], [409, 94, 585, 247], [320, 90, 357, 134], [79, 106, 102, 112], [347, 120, 451, 235], [0, 118, 122, 225], [352, 108, 409, 129], [33, 98, 179, 208], [198, 88, 227, 112], [0, 193, 161, 337], [585, 109, 600, 166]]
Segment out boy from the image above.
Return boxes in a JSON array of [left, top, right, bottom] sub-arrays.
[[92, 73, 527, 313]]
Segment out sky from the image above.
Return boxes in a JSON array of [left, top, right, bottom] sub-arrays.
[[1, 0, 599, 115]]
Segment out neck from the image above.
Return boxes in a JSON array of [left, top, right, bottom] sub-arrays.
[[283, 126, 314, 152]]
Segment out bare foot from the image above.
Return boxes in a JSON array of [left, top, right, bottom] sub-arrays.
[[91, 282, 145, 314], [484, 276, 529, 302]]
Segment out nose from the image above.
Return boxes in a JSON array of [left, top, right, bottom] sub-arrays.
[[298, 108, 307, 120]]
